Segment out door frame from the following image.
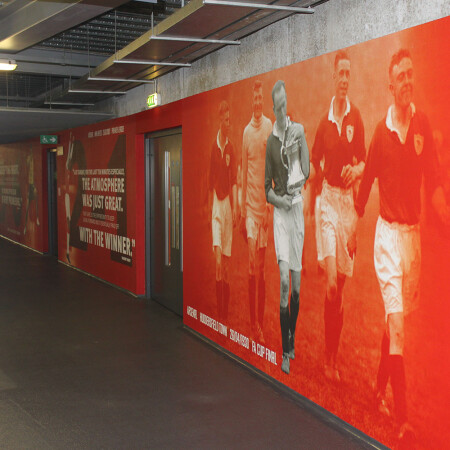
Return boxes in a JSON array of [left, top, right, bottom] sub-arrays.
[[144, 127, 183, 304]]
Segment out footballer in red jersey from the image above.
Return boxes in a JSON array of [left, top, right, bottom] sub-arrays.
[[310, 50, 366, 382], [209, 100, 237, 321], [354, 49, 450, 446], [241, 80, 272, 343]]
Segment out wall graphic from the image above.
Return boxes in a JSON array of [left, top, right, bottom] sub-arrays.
[[0, 141, 44, 251], [57, 123, 137, 292], [183, 17, 450, 449], [0, 14, 448, 450]]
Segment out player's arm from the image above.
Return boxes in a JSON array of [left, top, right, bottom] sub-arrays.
[[354, 125, 380, 218], [348, 126, 380, 257], [230, 147, 239, 226], [232, 183, 238, 225], [267, 188, 292, 211], [341, 160, 365, 188], [265, 141, 292, 211], [421, 116, 450, 226], [309, 162, 316, 181], [342, 111, 366, 188], [298, 124, 310, 180], [208, 145, 215, 217], [241, 132, 248, 220], [431, 186, 450, 225], [309, 119, 325, 184]]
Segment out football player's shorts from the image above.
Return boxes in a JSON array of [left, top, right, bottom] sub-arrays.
[[212, 191, 233, 257], [315, 195, 324, 265], [246, 215, 268, 248], [273, 197, 304, 272], [374, 216, 421, 319], [319, 181, 357, 277]]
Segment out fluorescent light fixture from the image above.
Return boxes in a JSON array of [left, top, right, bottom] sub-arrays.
[[0, 59, 17, 71], [88, 76, 155, 84], [68, 89, 127, 94], [114, 59, 191, 67], [44, 101, 95, 106], [150, 35, 240, 45], [203, 0, 314, 14]]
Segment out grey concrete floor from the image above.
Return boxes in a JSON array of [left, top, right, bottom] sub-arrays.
[[0, 238, 382, 449]]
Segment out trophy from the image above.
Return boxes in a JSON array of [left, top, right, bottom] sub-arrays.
[[285, 139, 305, 204]]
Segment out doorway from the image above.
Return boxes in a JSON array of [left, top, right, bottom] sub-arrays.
[[47, 149, 58, 256], [145, 129, 183, 316]]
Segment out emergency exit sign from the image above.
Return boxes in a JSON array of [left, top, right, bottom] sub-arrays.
[[40, 135, 58, 144], [147, 93, 160, 108]]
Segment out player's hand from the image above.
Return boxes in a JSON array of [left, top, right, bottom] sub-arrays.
[[241, 206, 246, 223], [262, 204, 270, 229], [341, 164, 357, 188], [240, 215, 247, 242], [232, 206, 238, 227], [347, 231, 357, 259], [286, 123, 303, 145], [279, 194, 293, 211]]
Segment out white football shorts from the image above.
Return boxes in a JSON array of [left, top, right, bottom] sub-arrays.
[[212, 190, 233, 257], [319, 181, 357, 277], [374, 216, 421, 319], [246, 215, 268, 248], [273, 198, 304, 272], [315, 195, 324, 265]]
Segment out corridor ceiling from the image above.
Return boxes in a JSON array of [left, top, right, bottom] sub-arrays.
[[0, 0, 328, 143]]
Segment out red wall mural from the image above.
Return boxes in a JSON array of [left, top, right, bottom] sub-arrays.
[[182, 17, 450, 449], [0, 15, 448, 450], [0, 139, 46, 251], [56, 118, 141, 293]]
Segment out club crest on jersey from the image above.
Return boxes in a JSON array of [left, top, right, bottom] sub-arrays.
[[414, 134, 424, 156], [226, 154, 230, 167], [346, 125, 354, 143]]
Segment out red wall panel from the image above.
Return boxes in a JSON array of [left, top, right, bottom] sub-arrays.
[[0, 16, 448, 450], [182, 17, 450, 449], [0, 139, 46, 252]]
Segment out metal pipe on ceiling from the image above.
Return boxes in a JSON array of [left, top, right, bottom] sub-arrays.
[[68, 89, 127, 94], [113, 59, 191, 67], [44, 101, 95, 106], [149, 35, 240, 45], [87, 76, 155, 83], [202, 0, 315, 14]]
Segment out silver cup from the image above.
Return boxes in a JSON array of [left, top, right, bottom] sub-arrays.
[[285, 140, 305, 204]]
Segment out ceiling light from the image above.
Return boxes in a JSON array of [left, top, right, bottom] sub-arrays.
[[0, 60, 17, 71]]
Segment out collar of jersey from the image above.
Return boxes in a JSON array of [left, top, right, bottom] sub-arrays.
[[328, 96, 350, 135], [273, 116, 292, 143], [386, 103, 416, 144], [216, 130, 229, 157]]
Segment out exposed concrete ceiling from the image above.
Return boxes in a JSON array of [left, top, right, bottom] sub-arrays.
[[0, 107, 114, 143], [0, 0, 132, 53], [0, 0, 181, 143], [0, 0, 328, 144]]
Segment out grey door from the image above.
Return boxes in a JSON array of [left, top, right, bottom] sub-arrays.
[[146, 129, 182, 316]]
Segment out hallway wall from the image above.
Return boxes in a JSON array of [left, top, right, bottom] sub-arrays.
[[0, 139, 47, 252], [0, 3, 448, 448]]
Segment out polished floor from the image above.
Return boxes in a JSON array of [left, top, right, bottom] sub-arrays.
[[0, 238, 381, 449]]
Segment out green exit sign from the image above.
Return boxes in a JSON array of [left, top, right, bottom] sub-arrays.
[[40, 135, 58, 144], [147, 93, 160, 108]]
